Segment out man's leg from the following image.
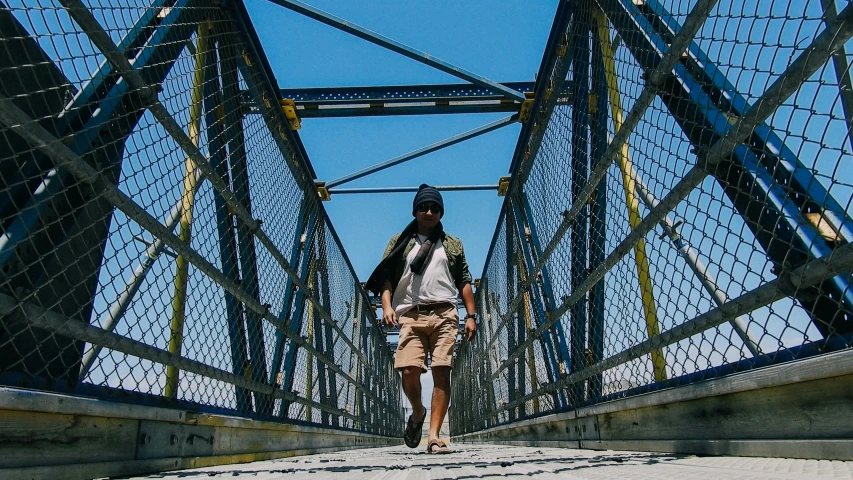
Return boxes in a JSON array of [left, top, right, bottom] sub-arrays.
[[401, 366, 426, 421], [428, 366, 450, 441], [426, 308, 458, 444]]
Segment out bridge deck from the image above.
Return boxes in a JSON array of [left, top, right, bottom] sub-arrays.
[[125, 445, 853, 479]]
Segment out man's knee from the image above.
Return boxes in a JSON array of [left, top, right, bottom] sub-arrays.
[[401, 366, 422, 378], [431, 366, 451, 385]]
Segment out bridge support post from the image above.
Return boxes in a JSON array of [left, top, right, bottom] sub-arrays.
[[219, 30, 272, 414], [588, 17, 610, 401], [165, 21, 208, 399], [568, 3, 592, 407]]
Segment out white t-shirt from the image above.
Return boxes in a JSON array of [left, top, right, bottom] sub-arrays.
[[392, 234, 459, 316]]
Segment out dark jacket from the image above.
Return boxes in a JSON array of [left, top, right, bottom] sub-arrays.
[[366, 221, 472, 296]]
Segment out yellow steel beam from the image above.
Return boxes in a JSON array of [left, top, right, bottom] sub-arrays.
[[594, 9, 667, 382], [304, 258, 317, 422], [165, 23, 209, 398]]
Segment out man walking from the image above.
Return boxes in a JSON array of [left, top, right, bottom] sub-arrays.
[[366, 184, 477, 454]]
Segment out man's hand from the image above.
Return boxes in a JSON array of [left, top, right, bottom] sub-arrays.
[[464, 317, 477, 341], [383, 307, 398, 329]]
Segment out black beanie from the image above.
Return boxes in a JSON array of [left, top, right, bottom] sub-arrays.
[[412, 184, 444, 216]]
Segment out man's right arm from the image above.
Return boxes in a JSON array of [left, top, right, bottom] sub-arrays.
[[381, 279, 397, 328]]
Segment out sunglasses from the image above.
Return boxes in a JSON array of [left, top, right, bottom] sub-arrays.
[[417, 203, 442, 214]]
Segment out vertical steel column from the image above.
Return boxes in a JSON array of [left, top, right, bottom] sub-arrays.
[[218, 33, 271, 414], [356, 290, 368, 430], [588, 11, 610, 401], [489, 290, 509, 424], [165, 22, 208, 399], [307, 256, 329, 424], [569, 4, 591, 406], [279, 207, 318, 417], [342, 292, 356, 425], [304, 257, 317, 422], [505, 214, 519, 420], [201, 31, 251, 412], [269, 201, 306, 386], [508, 220, 532, 416], [594, 8, 667, 382], [510, 199, 562, 410], [480, 279, 499, 426], [521, 193, 572, 380], [316, 230, 340, 427], [217, 37, 274, 415]]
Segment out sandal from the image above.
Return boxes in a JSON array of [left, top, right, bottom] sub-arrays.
[[427, 439, 453, 454], [403, 410, 427, 448]]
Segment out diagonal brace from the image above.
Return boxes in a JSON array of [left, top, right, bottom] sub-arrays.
[[264, 0, 526, 102]]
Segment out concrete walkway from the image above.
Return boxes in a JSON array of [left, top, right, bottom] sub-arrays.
[[127, 444, 853, 479]]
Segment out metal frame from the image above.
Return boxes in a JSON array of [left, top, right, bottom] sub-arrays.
[[164, 20, 209, 400], [0, 0, 403, 434], [326, 115, 517, 188], [509, 198, 566, 410], [568, 4, 593, 405], [264, 82, 538, 118], [587, 15, 609, 400], [455, 0, 853, 429], [593, 6, 667, 384], [0, 0, 201, 386], [454, 348, 853, 461], [604, 0, 853, 337], [329, 185, 498, 195], [263, 0, 525, 102]]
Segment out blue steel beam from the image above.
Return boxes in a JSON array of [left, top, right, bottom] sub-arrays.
[[0, 0, 195, 267], [288, 103, 520, 119], [0, 0, 200, 385], [202, 35, 252, 413], [310, 262, 329, 425], [588, 22, 609, 402], [328, 185, 498, 195], [507, 1, 576, 177], [568, 7, 591, 407], [228, 1, 318, 181], [263, 0, 525, 102], [316, 230, 339, 427], [278, 207, 319, 418], [505, 216, 520, 421], [509, 199, 567, 410], [520, 192, 572, 379], [219, 34, 271, 414], [269, 200, 309, 388], [267, 82, 539, 118], [325, 115, 517, 188], [600, 0, 853, 336], [279, 82, 535, 104]]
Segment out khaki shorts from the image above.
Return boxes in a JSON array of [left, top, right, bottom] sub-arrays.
[[394, 303, 458, 372]]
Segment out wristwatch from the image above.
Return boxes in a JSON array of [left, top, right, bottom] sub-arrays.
[[464, 313, 476, 321]]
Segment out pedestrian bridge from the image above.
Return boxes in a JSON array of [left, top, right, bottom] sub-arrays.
[[1, 0, 853, 478]]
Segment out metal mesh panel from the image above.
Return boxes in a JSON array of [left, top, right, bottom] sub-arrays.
[[452, 0, 853, 435], [0, 0, 401, 435]]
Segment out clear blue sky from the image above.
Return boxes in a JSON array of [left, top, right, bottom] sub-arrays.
[[244, 0, 560, 281]]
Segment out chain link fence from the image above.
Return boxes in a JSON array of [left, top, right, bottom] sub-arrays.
[[452, 0, 853, 434], [0, 0, 401, 435]]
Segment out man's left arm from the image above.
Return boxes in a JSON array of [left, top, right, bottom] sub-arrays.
[[460, 282, 477, 341], [455, 242, 477, 341]]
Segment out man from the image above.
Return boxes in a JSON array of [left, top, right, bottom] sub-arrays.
[[366, 184, 477, 454]]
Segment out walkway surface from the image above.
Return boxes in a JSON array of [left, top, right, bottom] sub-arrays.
[[127, 444, 853, 479]]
